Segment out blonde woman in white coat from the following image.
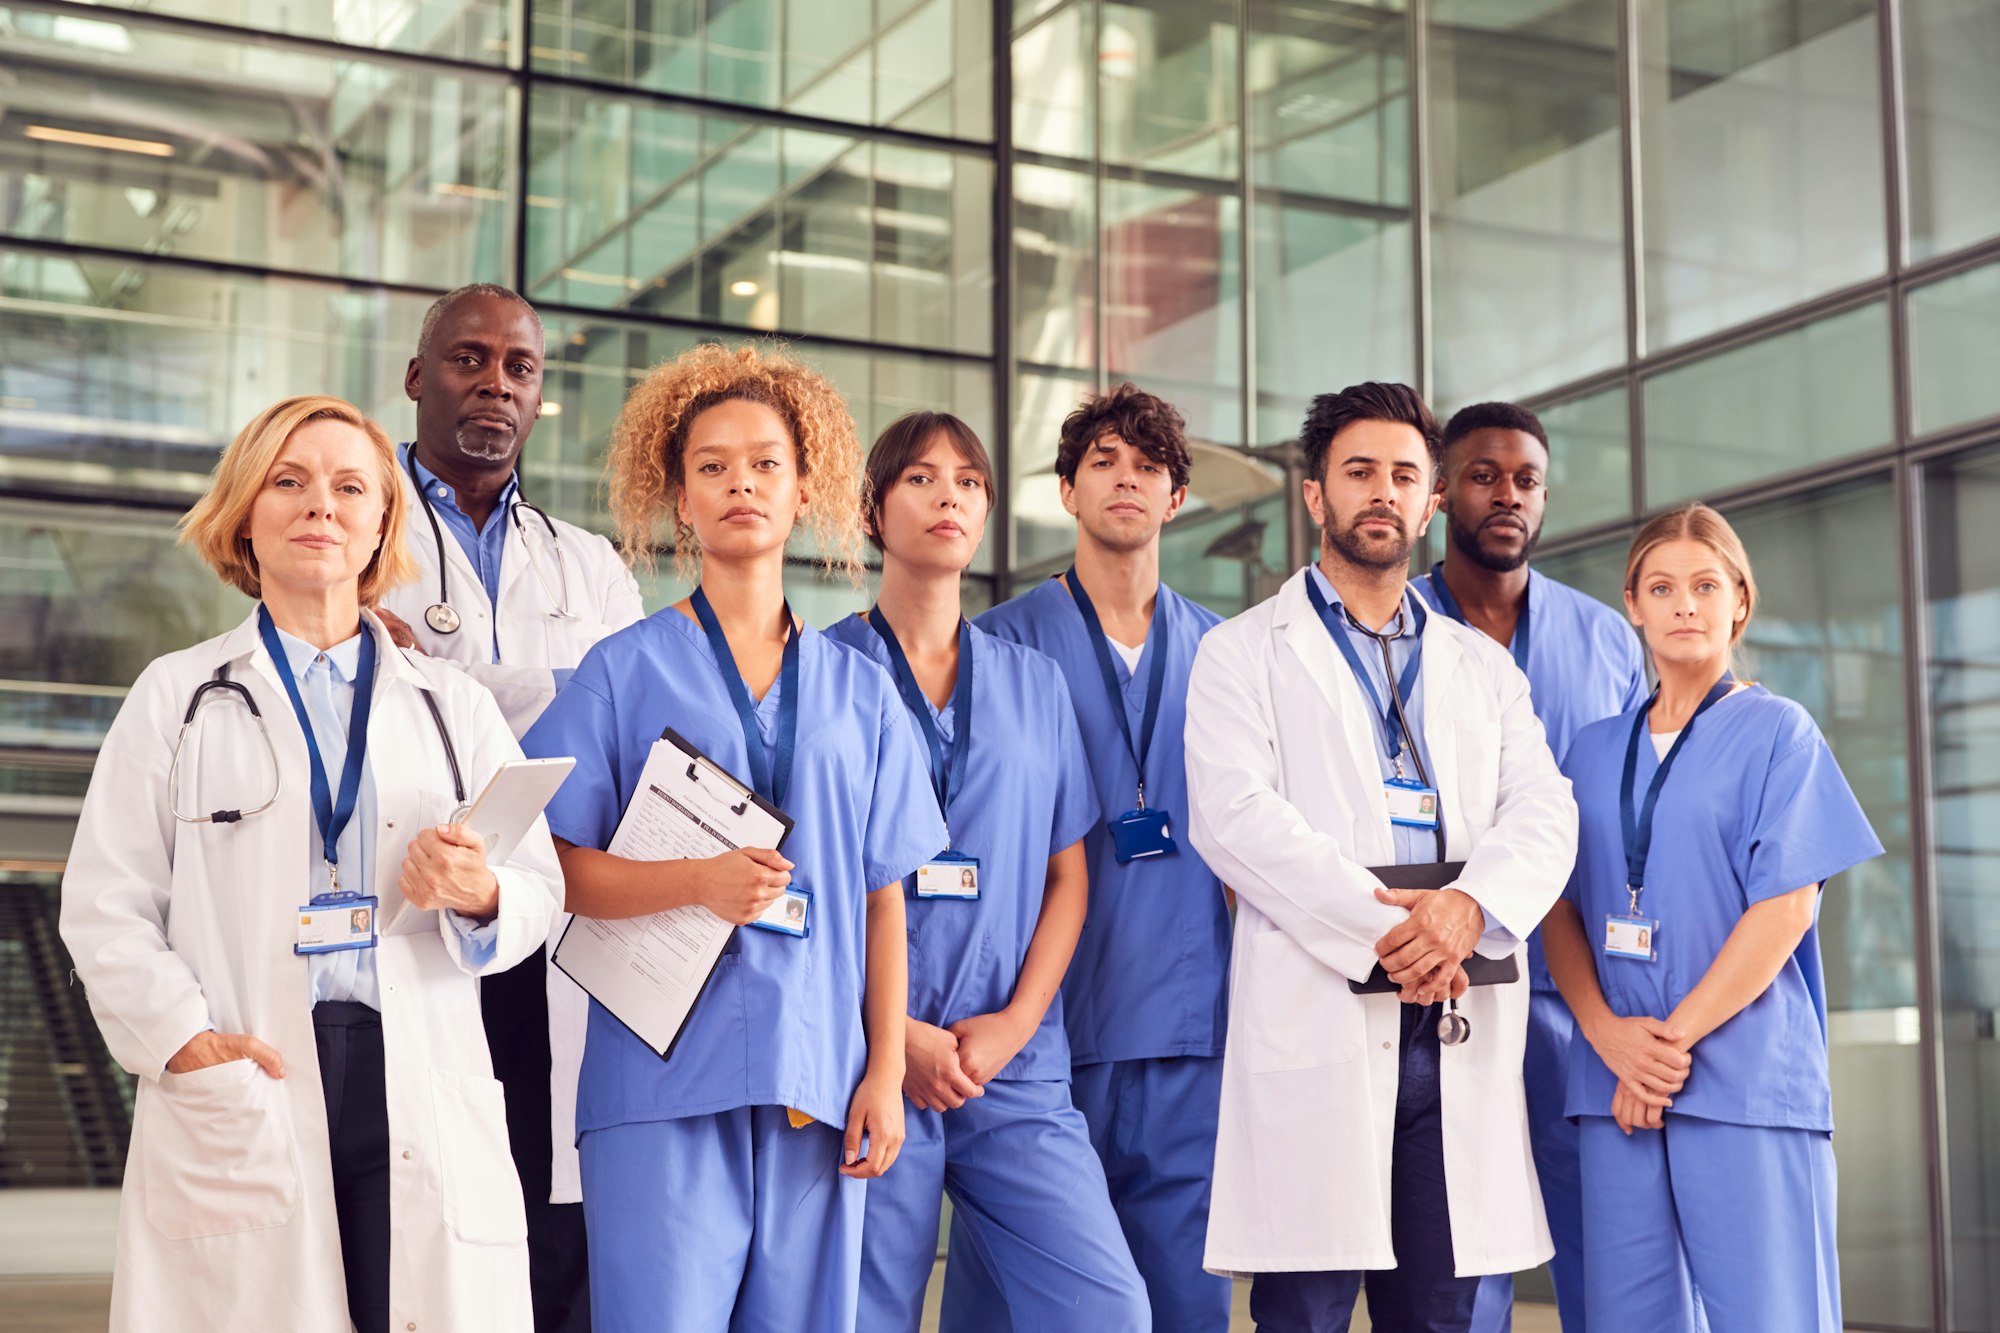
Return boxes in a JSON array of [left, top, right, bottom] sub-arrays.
[[60, 395, 562, 1333]]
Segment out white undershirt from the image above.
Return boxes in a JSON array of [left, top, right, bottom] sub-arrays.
[[1106, 635, 1145, 674], [1650, 729, 1681, 760]]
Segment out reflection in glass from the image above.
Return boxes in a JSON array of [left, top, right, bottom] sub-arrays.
[[1013, 163, 1097, 372], [1, 8, 515, 287], [1427, 1, 1624, 404], [1926, 444, 2000, 1332], [1535, 387, 1629, 540], [1247, 0, 1412, 444], [526, 90, 992, 354], [1636, 0, 1886, 348], [1008, 368, 1094, 570], [1012, 2, 1093, 158], [71, 0, 512, 61], [1908, 261, 2000, 439], [1100, 0, 1238, 179], [1102, 181, 1241, 445], [1534, 530, 1630, 620], [1724, 479, 1926, 1329], [1642, 303, 1892, 505], [1902, 0, 2000, 261], [533, 0, 993, 140]]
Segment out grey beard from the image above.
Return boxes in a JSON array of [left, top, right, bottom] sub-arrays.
[[453, 426, 514, 463]]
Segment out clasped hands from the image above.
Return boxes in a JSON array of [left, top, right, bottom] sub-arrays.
[[1372, 884, 1484, 1005], [1585, 1014, 1693, 1134], [903, 1011, 1034, 1113]]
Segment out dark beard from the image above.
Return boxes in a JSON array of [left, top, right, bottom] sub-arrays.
[[1326, 510, 1413, 571], [1447, 508, 1542, 573]]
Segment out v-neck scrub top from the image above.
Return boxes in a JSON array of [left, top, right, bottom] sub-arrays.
[[522, 609, 947, 1133]]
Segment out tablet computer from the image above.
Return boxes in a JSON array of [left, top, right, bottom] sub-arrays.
[[449, 756, 576, 864]]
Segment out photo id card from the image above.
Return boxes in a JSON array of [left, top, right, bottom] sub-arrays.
[[749, 886, 813, 938], [1108, 805, 1178, 863], [1384, 777, 1440, 829], [1604, 913, 1659, 962], [916, 850, 981, 900], [295, 894, 379, 956]]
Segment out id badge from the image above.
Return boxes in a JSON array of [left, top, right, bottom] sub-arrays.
[[916, 850, 981, 900], [296, 893, 379, 956], [749, 886, 812, 938], [1108, 805, 1178, 863], [1604, 913, 1659, 962], [1384, 777, 1440, 829]]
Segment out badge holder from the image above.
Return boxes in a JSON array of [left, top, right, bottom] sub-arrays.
[[916, 848, 981, 900], [1107, 779, 1179, 864], [1383, 775, 1440, 829], [749, 886, 813, 939], [296, 889, 380, 956], [1604, 886, 1659, 962]]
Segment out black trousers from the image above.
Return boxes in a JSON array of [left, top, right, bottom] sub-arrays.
[[483, 948, 593, 1333], [314, 1000, 389, 1333]]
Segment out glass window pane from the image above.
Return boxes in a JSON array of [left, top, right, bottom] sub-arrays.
[[1008, 367, 1093, 570], [1249, 0, 1413, 445], [1, 10, 516, 287], [1534, 529, 1632, 615], [1926, 442, 2000, 1332], [1014, 163, 1097, 373], [1103, 180, 1241, 445], [1536, 386, 1631, 539], [533, 0, 994, 140], [62, 0, 513, 61], [1909, 261, 2000, 438], [1642, 303, 1892, 505], [1722, 478, 1925, 1329], [526, 91, 992, 355], [1013, 3, 1094, 158], [1636, 1, 1886, 349], [1428, 2, 1625, 404], [1903, 0, 2000, 260], [1101, 0, 1239, 179], [0, 250, 431, 503]]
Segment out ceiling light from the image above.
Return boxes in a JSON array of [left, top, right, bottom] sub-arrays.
[[540, 401, 563, 417], [729, 279, 760, 297], [25, 125, 173, 158]]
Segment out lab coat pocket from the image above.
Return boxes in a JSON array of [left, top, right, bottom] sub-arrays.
[[431, 1069, 528, 1246], [142, 1059, 299, 1240], [1241, 930, 1359, 1074]]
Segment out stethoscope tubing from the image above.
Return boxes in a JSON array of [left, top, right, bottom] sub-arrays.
[[404, 447, 574, 631]]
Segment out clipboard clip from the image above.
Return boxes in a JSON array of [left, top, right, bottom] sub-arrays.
[[686, 754, 754, 818]]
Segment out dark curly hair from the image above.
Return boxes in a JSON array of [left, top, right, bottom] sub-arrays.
[[1300, 382, 1440, 485], [605, 342, 864, 583], [1442, 401, 1548, 456], [1054, 382, 1193, 490]]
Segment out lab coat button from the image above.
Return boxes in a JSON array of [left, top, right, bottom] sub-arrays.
[[1382, 1041, 1391, 1050], [402, 1149, 412, 1160]]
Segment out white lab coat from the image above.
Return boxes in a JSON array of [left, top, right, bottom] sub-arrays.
[[60, 609, 562, 1333], [1184, 568, 1577, 1278], [378, 462, 644, 1203]]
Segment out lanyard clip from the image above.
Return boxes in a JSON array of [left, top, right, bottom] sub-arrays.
[[1392, 745, 1408, 780], [327, 858, 341, 895], [1134, 781, 1147, 812], [1626, 884, 1641, 915]]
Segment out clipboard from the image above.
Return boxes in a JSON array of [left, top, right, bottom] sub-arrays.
[[1346, 860, 1521, 994], [551, 727, 794, 1062]]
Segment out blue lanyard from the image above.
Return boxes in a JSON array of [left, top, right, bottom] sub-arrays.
[[867, 610, 973, 833], [1618, 675, 1737, 911], [690, 587, 800, 808], [1426, 562, 1531, 670], [1303, 572, 1427, 768], [256, 606, 376, 893], [1065, 567, 1167, 810]]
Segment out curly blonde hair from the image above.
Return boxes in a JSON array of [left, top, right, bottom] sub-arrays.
[[605, 342, 866, 584]]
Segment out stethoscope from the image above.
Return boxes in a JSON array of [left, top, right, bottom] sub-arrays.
[[1343, 602, 1473, 1048], [405, 448, 575, 635], [169, 660, 464, 825]]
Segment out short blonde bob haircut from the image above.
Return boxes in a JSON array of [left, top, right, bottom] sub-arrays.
[[1623, 501, 1758, 656], [179, 395, 417, 605], [605, 342, 865, 584]]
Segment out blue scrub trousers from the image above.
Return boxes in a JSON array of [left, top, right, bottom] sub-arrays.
[[860, 1079, 1148, 1333], [580, 1105, 866, 1333], [1248, 1004, 1478, 1333], [1471, 989, 1585, 1333], [1577, 1115, 1839, 1333], [942, 1055, 1229, 1333]]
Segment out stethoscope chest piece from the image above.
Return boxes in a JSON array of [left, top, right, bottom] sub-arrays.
[[425, 602, 461, 635], [1438, 1004, 1472, 1047]]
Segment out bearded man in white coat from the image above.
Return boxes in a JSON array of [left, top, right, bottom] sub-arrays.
[[1185, 381, 1578, 1333]]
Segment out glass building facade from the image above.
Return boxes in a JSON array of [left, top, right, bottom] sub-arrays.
[[1, 1, 1996, 1326]]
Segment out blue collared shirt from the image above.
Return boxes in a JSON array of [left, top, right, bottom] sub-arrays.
[[402, 444, 519, 660], [272, 626, 499, 1009]]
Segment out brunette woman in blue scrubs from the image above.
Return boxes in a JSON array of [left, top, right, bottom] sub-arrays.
[[826, 412, 1148, 1332], [521, 345, 945, 1333], [1542, 503, 1882, 1333]]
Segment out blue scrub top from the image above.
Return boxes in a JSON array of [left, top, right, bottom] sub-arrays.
[[1416, 566, 1647, 989], [824, 616, 1101, 1081], [522, 608, 947, 1132], [1559, 687, 1883, 1131], [975, 577, 1229, 1066]]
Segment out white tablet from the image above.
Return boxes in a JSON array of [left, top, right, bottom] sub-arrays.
[[449, 757, 576, 863]]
